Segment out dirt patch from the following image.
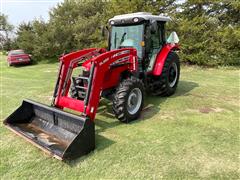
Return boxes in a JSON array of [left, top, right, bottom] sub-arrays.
[[142, 104, 155, 111], [199, 107, 214, 113], [199, 107, 224, 114], [190, 93, 205, 98]]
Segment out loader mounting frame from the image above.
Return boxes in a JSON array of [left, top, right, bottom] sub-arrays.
[[53, 48, 138, 120]]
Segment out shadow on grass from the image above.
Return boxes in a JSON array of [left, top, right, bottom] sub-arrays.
[[95, 100, 122, 133], [65, 134, 115, 166], [8, 62, 36, 68], [65, 100, 118, 166], [39, 58, 59, 64], [134, 80, 199, 122], [175, 80, 199, 96], [65, 80, 198, 165]]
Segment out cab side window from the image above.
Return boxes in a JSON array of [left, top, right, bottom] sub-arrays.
[[146, 22, 164, 72], [150, 25, 161, 49]]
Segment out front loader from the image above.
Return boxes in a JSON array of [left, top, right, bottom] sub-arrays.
[[4, 12, 180, 160]]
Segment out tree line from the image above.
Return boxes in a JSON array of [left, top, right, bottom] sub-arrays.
[[1, 0, 239, 66]]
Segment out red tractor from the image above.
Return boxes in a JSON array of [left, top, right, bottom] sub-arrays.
[[4, 12, 180, 160]]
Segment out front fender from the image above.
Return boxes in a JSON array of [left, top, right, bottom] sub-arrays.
[[152, 44, 180, 76]]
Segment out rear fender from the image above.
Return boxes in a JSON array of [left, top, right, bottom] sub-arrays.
[[152, 44, 179, 76]]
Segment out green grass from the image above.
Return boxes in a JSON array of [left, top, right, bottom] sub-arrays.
[[0, 55, 239, 179]]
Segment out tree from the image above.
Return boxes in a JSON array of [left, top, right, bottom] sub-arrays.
[[48, 0, 106, 55], [173, 0, 240, 66], [0, 14, 14, 50], [13, 0, 239, 65], [15, 22, 35, 54]]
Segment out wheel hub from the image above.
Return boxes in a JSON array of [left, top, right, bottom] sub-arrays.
[[168, 62, 178, 88], [127, 88, 142, 115]]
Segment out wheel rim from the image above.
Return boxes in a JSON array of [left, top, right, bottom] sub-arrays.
[[168, 62, 178, 88], [127, 88, 142, 115]]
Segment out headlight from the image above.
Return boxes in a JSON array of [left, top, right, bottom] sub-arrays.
[[110, 21, 115, 25]]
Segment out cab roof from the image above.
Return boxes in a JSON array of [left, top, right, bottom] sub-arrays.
[[109, 12, 171, 22]]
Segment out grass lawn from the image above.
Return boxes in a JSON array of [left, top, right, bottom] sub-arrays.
[[0, 55, 239, 179]]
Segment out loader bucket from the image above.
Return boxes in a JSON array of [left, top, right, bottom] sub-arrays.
[[3, 99, 95, 160]]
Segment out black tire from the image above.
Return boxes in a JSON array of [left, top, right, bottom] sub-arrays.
[[112, 77, 144, 123], [70, 78, 86, 100], [157, 51, 180, 96], [70, 85, 80, 99], [70, 70, 90, 100]]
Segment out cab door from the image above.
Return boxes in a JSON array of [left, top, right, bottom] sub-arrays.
[[145, 22, 165, 72]]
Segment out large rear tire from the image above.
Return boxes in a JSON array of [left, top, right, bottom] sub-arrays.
[[112, 77, 144, 123], [154, 51, 180, 96]]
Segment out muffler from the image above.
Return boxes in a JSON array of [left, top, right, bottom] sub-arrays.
[[3, 99, 95, 160]]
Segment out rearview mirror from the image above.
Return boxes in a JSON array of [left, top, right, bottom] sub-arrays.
[[167, 32, 179, 44]]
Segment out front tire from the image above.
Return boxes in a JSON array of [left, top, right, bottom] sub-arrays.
[[112, 77, 144, 123]]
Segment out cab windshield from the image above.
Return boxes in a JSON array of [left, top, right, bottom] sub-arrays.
[[110, 24, 144, 58]]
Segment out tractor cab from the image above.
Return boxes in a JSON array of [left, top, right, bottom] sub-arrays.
[[108, 12, 178, 72]]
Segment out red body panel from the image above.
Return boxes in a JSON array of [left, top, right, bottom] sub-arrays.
[[53, 48, 138, 121], [152, 43, 179, 76], [102, 66, 130, 89], [58, 96, 85, 112]]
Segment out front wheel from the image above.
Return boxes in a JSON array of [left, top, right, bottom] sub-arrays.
[[112, 77, 144, 123]]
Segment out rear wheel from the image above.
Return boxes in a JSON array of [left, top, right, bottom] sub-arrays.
[[151, 51, 180, 96], [112, 77, 144, 123]]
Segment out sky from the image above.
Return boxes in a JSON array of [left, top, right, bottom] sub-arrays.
[[1, 0, 186, 27], [1, 0, 63, 26]]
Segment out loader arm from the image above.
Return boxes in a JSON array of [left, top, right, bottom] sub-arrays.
[[54, 48, 138, 120]]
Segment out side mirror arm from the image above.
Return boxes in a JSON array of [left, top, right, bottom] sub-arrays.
[[101, 26, 109, 37]]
